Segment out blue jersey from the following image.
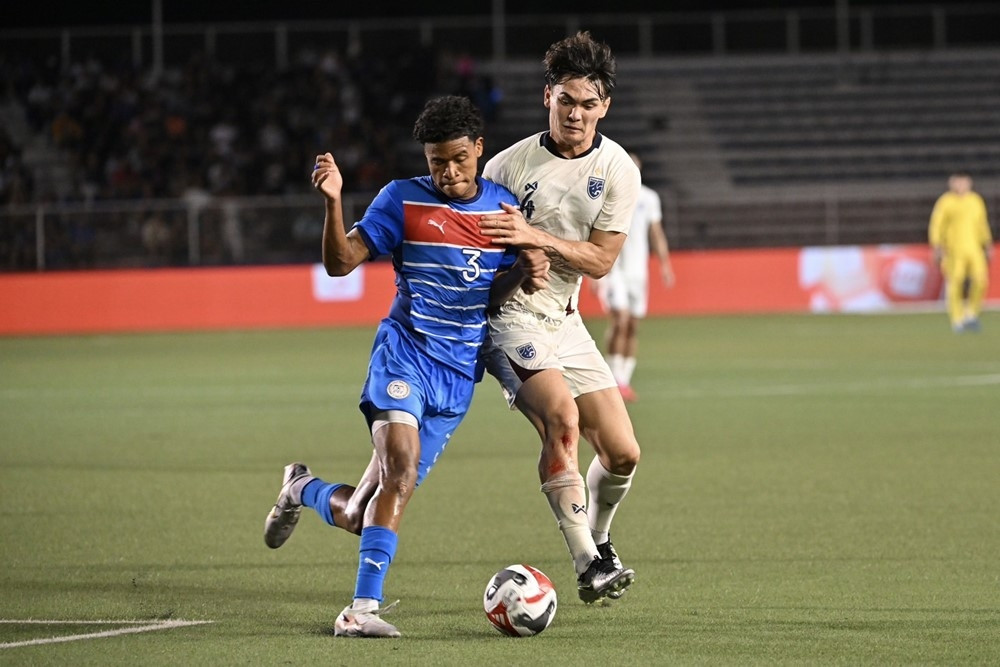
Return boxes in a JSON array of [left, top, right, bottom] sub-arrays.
[[354, 175, 519, 379]]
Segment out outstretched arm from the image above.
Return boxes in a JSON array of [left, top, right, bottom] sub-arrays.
[[479, 202, 625, 279], [312, 152, 370, 276]]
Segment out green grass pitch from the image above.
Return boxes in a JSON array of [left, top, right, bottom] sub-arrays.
[[1, 312, 998, 664]]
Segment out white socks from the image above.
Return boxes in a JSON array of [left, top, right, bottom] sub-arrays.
[[540, 471, 599, 574], [608, 354, 637, 385], [608, 353, 624, 384], [542, 460, 636, 572], [621, 357, 637, 386], [586, 456, 634, 545]]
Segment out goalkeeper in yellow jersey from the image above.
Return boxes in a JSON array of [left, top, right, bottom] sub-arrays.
[[928, 171, 993, 332]]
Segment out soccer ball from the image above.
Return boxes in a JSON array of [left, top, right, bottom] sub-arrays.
[[483, 564, 557, 637]]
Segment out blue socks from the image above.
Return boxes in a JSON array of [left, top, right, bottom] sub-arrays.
[[300, 479, 399, 604], [300, 478, 343, 526], [355, 525, 398, 603]]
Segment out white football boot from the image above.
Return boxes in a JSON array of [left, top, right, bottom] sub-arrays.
[[263, 462, 313, 548], [333, 601, 401, 638]]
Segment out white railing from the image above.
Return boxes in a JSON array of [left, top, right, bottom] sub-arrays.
[[6, 190, 993, 271], [0, 194, 371, 271]]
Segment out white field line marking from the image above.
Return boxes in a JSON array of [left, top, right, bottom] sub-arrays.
[[0, 619, 213, 649]]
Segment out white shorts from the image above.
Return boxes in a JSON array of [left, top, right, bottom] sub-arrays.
[[603, 270, 649, 318], [482, 303, 617, 408]]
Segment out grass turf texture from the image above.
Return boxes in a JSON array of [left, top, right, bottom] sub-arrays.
[[1, 312, 998, 664]]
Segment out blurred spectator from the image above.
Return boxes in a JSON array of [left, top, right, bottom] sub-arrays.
[[51, 108, 83, 149], [0, 126, 33, 205], [0, 43, 464, 269], [140, 211, 173, 265], [221, 197, 245, 264], [471, 75, 503, 123], [181, 171, 212, 214], [0, 44, 443, 207]]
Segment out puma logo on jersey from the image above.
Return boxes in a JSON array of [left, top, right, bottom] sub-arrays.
[[427, 219, 446, 234]]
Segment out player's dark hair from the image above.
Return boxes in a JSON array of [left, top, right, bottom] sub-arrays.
[[412, 95, 484, 144], [543, 30, 617, 100]]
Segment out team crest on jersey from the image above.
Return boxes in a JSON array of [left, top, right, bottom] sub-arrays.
[[587, 176, 605, 199], [515, 343, 536, 360], [386, 380, 411, 399]]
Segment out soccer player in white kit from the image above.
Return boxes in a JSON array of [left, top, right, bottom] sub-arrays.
[[600, 151, 675, 402], [477, 31, 642, 603]]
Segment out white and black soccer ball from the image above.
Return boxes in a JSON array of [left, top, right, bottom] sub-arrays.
[[483, 564, 557, 637]]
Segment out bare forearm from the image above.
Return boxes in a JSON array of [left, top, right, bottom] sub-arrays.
[[322, 199, 368, 275], [534, 231, 617, 279], [489, 269, 527, 309], [651, 225, 670, 263], [478, 202, 621, 278], [490, 249, 550, 307]]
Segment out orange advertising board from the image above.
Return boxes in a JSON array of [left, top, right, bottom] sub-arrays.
[[1, 245, 996, 336], [0, 264, 398, 336]]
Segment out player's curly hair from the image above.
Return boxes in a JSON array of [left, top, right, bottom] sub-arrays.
[[543, 30, 617, 100], [412, 95, 484, 144]]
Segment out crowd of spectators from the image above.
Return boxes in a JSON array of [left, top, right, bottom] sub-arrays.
[[0, 41, 500, 268], [3, 45, 433, 203]]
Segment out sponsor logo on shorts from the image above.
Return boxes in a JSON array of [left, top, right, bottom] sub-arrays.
[[386, 380, 410, 399], [515, 343, 536, 360], [587, 176, 605, 199]]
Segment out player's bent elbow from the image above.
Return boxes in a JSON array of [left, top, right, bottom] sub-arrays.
[[323, 255, 360, 277], [322, 236, 368, 276], [588, 261, 615, 280], [590, 253, 619, 280], [323, 263, 350, 277]]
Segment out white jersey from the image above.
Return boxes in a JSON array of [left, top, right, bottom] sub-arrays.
[[610, 184, 662, 280], [483, 131, 641, 320]]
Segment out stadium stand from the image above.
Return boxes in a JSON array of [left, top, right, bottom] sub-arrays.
[[485, 48, 1000, 248], [2, 8, 999, 266]]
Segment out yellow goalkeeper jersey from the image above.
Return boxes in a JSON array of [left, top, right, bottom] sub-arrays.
[[928, 191, 992, 252]]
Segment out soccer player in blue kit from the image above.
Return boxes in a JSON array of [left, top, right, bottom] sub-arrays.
[[263, 95, 548, 638]]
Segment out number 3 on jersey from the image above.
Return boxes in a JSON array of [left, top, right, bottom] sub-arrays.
[[461, 248, 483, 282]]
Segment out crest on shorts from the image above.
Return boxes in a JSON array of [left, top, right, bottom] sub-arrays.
[[386, 380, 410, 399], [515, 343, 536, 360], [587, 176, 605, 199]]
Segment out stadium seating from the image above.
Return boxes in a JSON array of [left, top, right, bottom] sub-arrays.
[[486, 48, 1000, 247], [4, 43, 999, 259]]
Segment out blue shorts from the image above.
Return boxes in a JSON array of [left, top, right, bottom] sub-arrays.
[[360, 320, 475, 486]]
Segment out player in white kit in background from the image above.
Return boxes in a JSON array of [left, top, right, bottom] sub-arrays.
[[598, 150, 675, 402], [477, 31, 643, 604]]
